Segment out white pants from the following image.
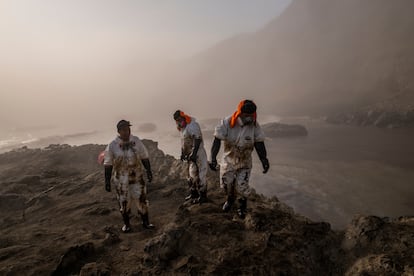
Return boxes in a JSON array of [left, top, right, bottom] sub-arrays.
[[115, 177, 148, 215], [220, 168, 251, 198], [189, 148, 208, 192]]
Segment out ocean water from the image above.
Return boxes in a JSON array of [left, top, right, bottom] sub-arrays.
[[251, 120, 414, 229], [1, 118, 413, 229]]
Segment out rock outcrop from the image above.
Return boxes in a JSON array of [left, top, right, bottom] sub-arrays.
[[0, 141, 413, 275], [326, 106, 414, 128], [262, 122, 308, 137]]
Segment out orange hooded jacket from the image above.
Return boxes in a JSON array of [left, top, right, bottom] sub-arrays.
[[230, 100, 257, 128]]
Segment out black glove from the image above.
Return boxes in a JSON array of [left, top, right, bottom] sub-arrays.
[[261, 158, 270, 174], [105, 182, 111, 192], [180, 149, 187, 161], [104, 166, 113, 192], [189, 151, 197, 162], [210, 137, 221, 171], [146, 170, 153, 183], [189, 139, 201, 163], [209, 159, 218, 171]]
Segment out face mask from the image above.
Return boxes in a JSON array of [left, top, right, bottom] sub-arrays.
[[241, 116, 254, 125], [176, 119, 186, 129], [118, 127, 131, 141]]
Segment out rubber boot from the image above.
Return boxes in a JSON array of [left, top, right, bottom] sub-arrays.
[[237, 198, 247, 219], [121, 212, 131, 233], [141, 213, 155, 229], [185, 188, 199, 201], [194, 190, 207, 204], [222, 195, 235, 212]]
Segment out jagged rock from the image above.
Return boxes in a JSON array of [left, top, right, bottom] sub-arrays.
[[144, 224, 188, 262], [345, 254, 410, 276], [342, 215, 414, 275], [342, 215, 386, 251], [45, 144, 72, 150]]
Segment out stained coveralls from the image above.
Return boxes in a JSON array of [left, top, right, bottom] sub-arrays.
[[213, 116, 266, 216], [104, 135, 153, 230], [180, 117, 208, 201]]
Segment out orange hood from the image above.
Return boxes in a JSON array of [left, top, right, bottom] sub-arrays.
[[179, 111, 192, 124], [230, 100, 257, 128], [176, 111, 192, 130]]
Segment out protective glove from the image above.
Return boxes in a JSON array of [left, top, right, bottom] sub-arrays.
[[141, 159, 152, 182], [105, 181, 111, 192], [180, 149, 187, 161], [189, 151, 197, 162], [104, 166, 112, 192], [209, 159, 218, 171], [146, 170, 153, 183], [261, 158, 270, 174]]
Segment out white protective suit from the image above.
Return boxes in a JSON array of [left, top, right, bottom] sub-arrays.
[[214, 116, 265, 197], [103, 135, 150, 215], [180, 117, 208, 192]]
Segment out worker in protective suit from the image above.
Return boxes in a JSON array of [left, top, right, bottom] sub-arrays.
[[209, 100, 269, 219], [173, 110, 208, 204], [104, 120, 154, 232]]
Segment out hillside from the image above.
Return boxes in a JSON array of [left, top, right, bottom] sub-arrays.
[[0, 142, 413, 275], [164, 0, 414, 119]]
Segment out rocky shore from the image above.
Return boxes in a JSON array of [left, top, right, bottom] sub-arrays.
[[0, 141, 413, 275], [326, 107, 414, 128]]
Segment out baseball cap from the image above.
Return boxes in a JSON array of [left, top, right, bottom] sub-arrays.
[[117, 120, 132, 130]]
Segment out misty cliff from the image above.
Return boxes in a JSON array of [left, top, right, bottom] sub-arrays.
[[168, 0, 414, 119], [1, 142, 413, 275]]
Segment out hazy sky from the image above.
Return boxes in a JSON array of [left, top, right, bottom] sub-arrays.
[[0, 0, 291, 60], [0, 0, 291, 131]]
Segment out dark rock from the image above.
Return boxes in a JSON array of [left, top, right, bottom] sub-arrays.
[[326, 107, 414, 128], [144, 226, 188, 262], [79, 262, 111, 276], [102, 226, 121, 246], [346, 254, 407, 276], [342, 215, 414, 274], [53, 242, 95, 276], [342, 215, 385, 251], [0, 194, 27, 211], [262, 122, 308, 137]]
